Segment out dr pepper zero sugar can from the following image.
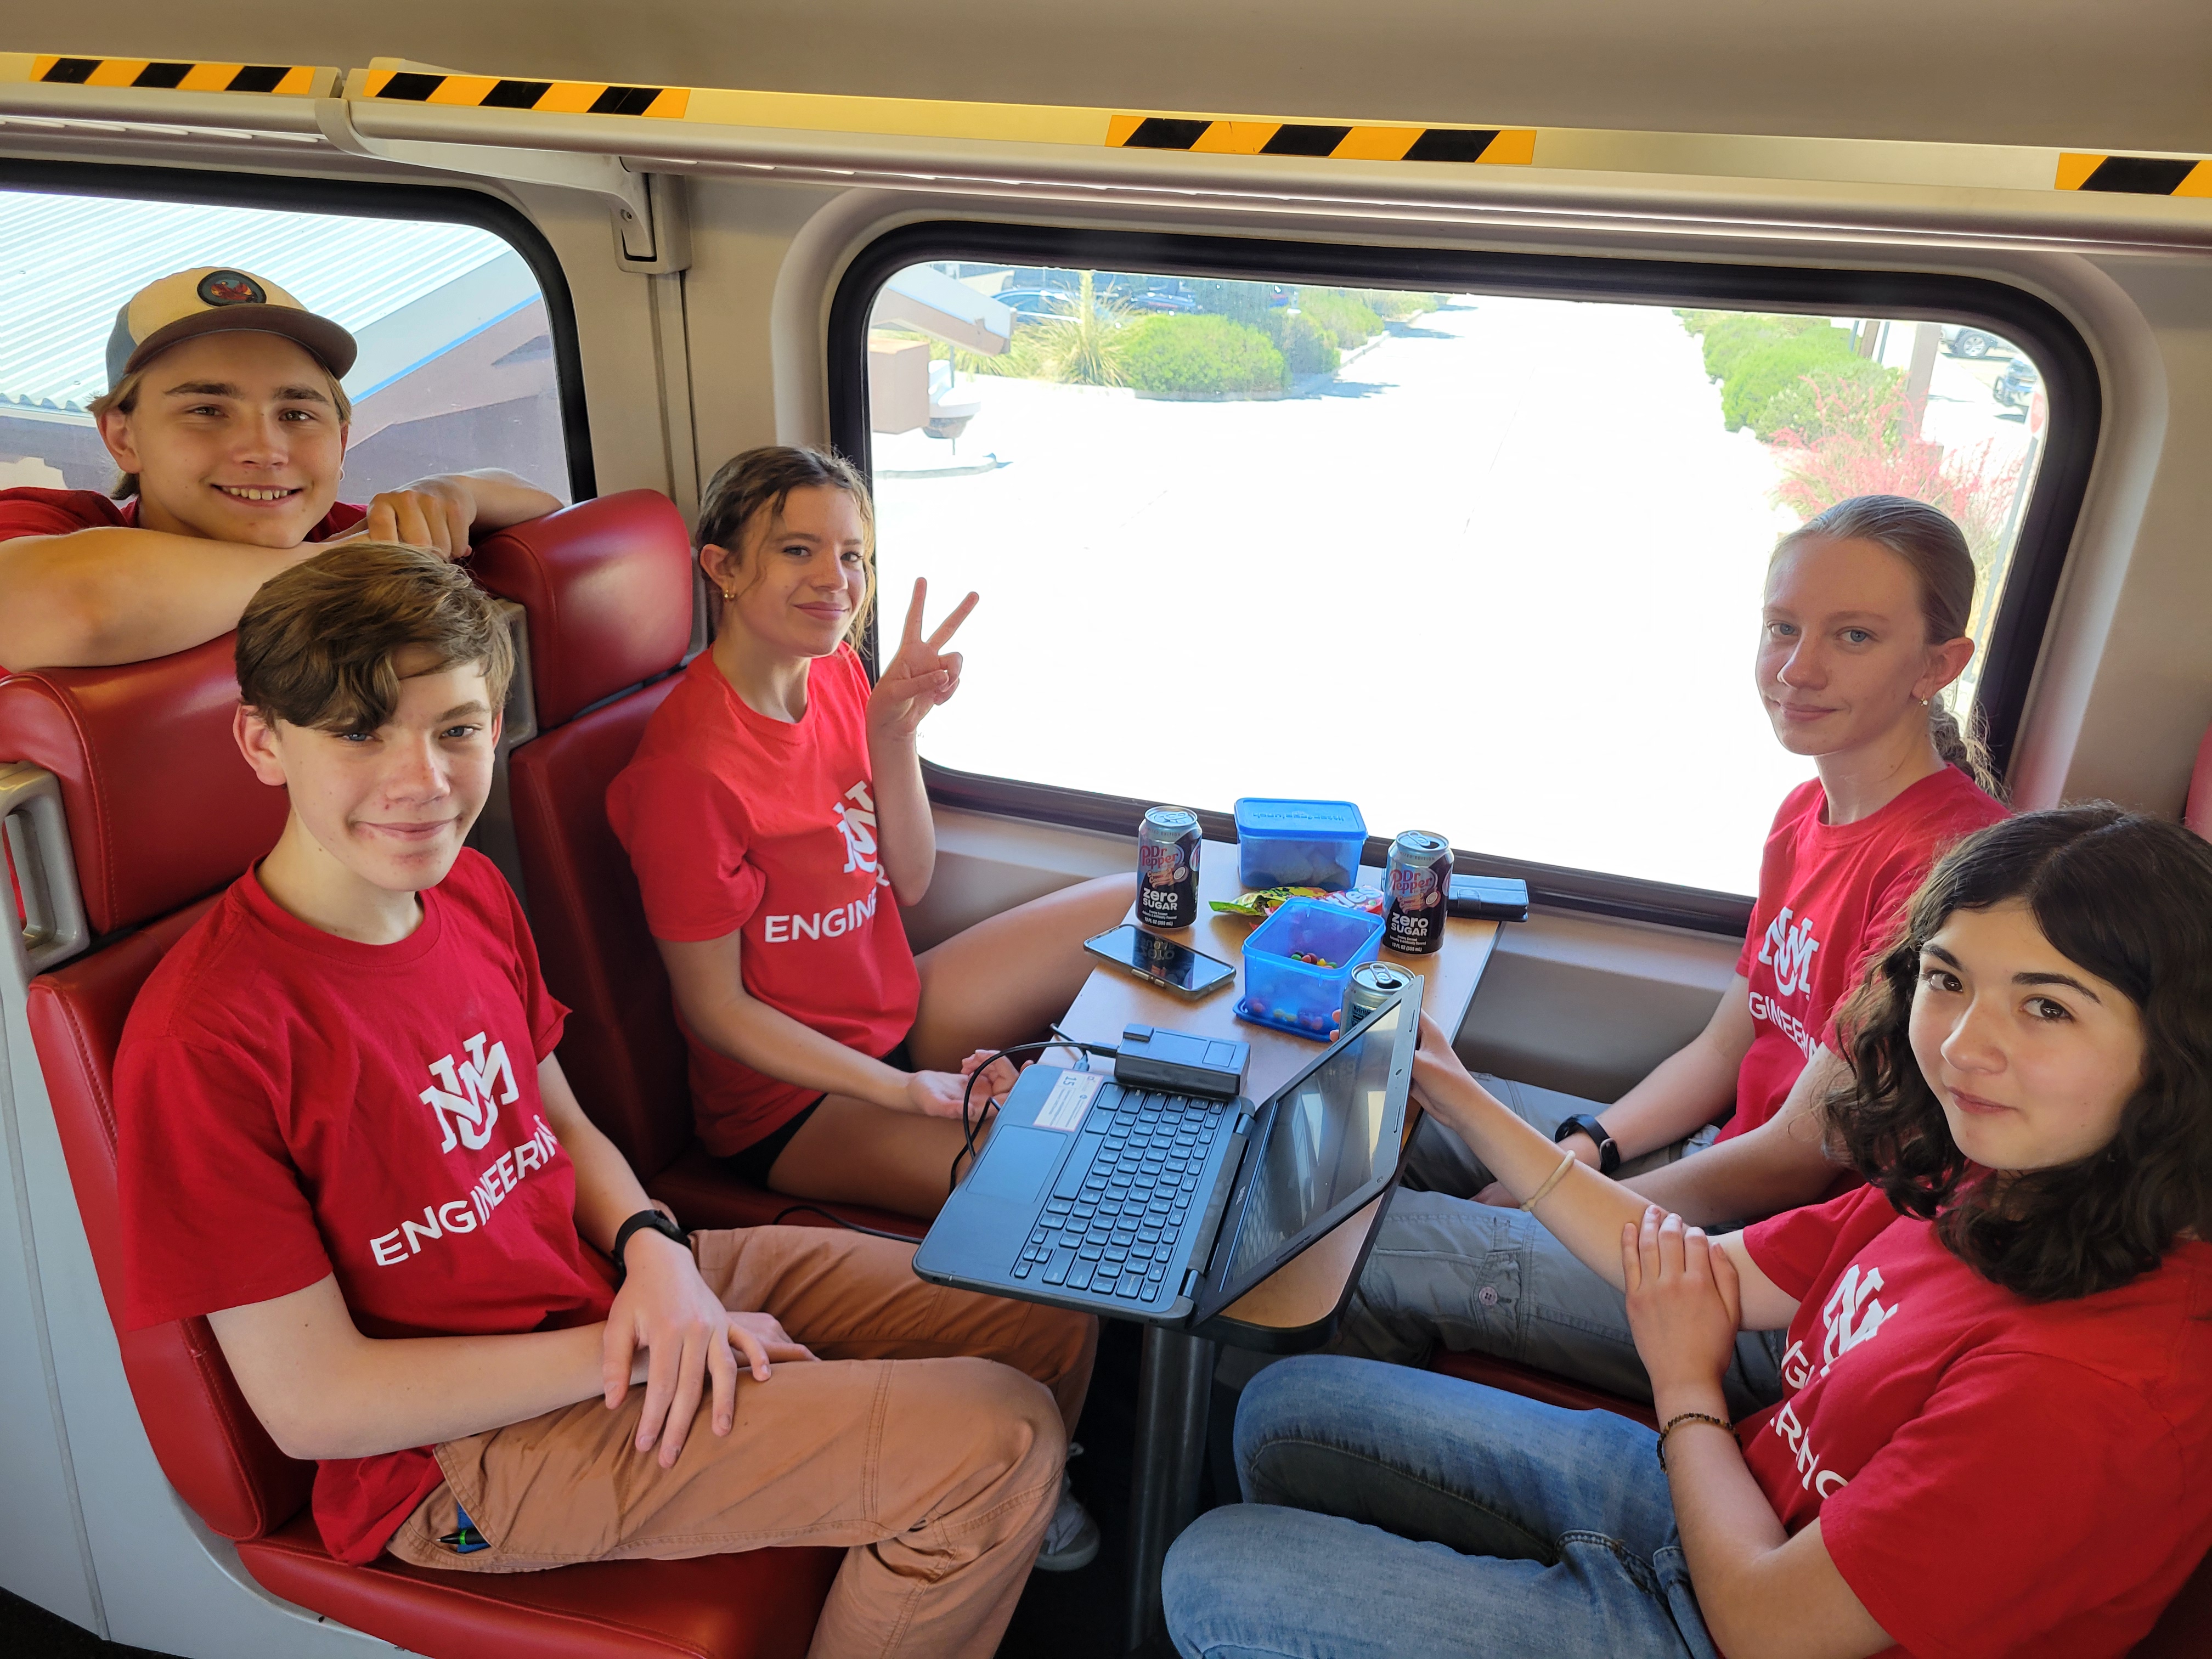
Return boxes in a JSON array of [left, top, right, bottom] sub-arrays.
[[1383, 831, 1452, 955], [1137, 807, 1201, 928]]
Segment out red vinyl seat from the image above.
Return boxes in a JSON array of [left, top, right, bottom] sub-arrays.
[[3, 578, 841, 1658], [471, 493, 922, 1239]]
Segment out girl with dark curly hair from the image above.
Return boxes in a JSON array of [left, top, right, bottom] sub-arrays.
[[1165, 805, 2211, 1659]]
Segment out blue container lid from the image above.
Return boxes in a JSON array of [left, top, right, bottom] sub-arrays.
[[1233, 798, 1368, 842]]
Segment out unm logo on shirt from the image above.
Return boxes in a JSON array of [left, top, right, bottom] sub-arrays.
[[833, 780, 881, 877], [1756, 905, 1823, 997], [418, 1032, 520, 1154], [1780, 1262, 1901, 1391]]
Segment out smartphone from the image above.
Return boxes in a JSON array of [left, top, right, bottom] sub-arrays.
[[1084, 925, 1238, 999]]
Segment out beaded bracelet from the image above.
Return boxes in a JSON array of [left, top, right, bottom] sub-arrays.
[[1655, 1411, 1734, 1471], [1519, 1149, 1578, 1214]]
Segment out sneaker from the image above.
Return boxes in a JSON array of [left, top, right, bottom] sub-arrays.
[[1034, 1472, 1100, 1572]]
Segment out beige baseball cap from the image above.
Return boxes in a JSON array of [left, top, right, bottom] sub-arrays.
[[105, 267, 357, 391]]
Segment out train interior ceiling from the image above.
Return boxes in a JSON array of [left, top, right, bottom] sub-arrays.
[[3, 1, 2210, 1654]]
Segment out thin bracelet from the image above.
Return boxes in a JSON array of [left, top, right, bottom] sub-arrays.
[[1519, 1149, 1578, 1214], [1655, 1411, 1734, 1471]]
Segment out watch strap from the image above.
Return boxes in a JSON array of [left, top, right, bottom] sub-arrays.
[[611, 1207, 687, 1286], [1554, 1112, 1620, 1176]]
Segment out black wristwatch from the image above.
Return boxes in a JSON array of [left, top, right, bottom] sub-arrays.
[[1555, 1113, 1621, 1176], [611, 1207, 688, 1287]]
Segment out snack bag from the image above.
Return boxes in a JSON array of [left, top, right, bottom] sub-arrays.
[[1211, 885, 1385, 920]]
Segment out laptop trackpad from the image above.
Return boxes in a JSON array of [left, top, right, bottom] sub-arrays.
[[970, 1128, 1065, 1204]]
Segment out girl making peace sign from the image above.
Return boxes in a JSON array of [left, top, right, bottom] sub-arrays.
[[610, 447, 1132, 1221]]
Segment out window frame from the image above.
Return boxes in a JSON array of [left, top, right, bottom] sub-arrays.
[[0, 156, 596, 501], [829, 222, 2099, 935]]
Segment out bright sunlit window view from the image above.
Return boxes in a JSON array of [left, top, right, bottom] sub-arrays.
[[865, 263, 2049, 896]]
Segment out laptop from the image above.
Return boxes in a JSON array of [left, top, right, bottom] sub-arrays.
[[913, 989, 1418, 1330]]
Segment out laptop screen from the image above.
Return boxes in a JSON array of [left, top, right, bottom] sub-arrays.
[[1212, 997, 1410, 1298]]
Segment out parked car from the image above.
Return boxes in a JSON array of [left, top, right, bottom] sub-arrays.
[[994, 286, 1079, 322], [1942, 323, 2007, 358], [1117, 283, 1201, 313], [1994, 354, 2040, 410]]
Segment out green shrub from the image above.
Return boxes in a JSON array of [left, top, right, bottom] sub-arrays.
[[1296, 287, 1384, 349], [1679, 310, 1869, 437], [1121, 315, 1288, 399], [1364, 289, 1444, 320], [1261, 308, 1339, 376], [1762, 356, 1905, 444], [1185, 278, 1274, 327]]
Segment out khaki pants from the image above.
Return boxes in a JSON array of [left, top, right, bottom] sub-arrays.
[[388, 1226, 1097, 1659]]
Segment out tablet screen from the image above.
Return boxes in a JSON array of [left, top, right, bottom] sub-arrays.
[[1212, 997, 1409, 1299]]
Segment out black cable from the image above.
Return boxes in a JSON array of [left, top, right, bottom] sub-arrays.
[[950, 1036, 1121, 1195], [769, 1202, 921, 1243]]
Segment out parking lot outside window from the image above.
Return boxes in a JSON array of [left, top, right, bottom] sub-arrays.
[[840, 233, 2093, 922], [0, 186, 576, 505]]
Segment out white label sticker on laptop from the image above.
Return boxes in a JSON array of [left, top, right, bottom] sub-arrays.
[[1034, 1070, 1104, 1132]]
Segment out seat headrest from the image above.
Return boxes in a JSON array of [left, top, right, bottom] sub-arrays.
[[0, 637, 285, 936], [470, 490, 694, 730]]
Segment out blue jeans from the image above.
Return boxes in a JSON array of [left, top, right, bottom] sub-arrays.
[[1163, 1356, 1718, 1659]]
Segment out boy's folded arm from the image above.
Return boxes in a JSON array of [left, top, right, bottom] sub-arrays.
[[0, 526, 316, 670], [208, 1275, 620, 1462]]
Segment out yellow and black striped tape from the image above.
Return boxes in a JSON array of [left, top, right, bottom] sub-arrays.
[[2055, 152, 2211, 196], [357, 67, 689, 120], [30, 54, 319, 94], [1107, 115, 1534, 165]]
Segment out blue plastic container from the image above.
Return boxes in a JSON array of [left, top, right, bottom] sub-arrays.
[[1235, 900, 1386, 1040], [1233, 798, 1368, 891]]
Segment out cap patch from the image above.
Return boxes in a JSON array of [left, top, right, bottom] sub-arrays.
[[197, 269, 267, 308]]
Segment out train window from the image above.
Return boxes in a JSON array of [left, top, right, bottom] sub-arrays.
[[0, 187, 574, 503], [845, 243, 2076, 908]]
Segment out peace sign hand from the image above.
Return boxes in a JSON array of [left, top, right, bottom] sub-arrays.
[[870, 578, 978, 742]]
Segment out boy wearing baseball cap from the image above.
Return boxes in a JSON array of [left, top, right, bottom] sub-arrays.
[[114, 540, 1094, 1652], [0, 266, 561, 672]]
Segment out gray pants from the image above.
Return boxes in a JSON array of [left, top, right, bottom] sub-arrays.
[[1342, 1075, 1788, 1421]]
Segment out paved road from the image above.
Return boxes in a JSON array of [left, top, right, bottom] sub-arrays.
[[877, 297, 1846, 896]]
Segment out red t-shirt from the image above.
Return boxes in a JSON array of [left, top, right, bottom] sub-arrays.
[[1724, 766, 2006, 1141], [606, 646, 919, 1156], [0, 487, 367, 676], [114, 850, 611, 1566], [1740, 1186, 2212, 1657]]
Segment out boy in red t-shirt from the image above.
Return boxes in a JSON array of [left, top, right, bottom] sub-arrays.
[[0, 264, 559, 673], [114, 542, 1096, 1652]]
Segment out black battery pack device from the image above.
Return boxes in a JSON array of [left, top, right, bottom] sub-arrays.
[[1447, 874, 1531, 922], [1113, 1024, 1250, 1100]]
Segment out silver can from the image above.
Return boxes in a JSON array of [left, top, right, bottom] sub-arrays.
[[1345, 962, 1417, 1025], [1383, 831, 1453, 956], [1136, 806, 1201, 929]]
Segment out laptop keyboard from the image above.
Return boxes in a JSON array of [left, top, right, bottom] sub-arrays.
[[1011, 1085, 1224, 1305]]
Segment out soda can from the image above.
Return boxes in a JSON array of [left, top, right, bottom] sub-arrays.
[[1383, 831, 1453, 956], [1136, 807, 1201, 929], [1345, 962, 1417, 1025]]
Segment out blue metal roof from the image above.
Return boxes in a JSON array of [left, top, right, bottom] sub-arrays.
[[0, 189, 521, 414]]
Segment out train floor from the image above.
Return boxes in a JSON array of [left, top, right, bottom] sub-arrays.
[[1, 1318, 1219, 1659]]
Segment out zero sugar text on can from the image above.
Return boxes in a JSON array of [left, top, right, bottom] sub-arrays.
[[1137, 807, 1202, 929], [1345, 962, 1416, 1025], [1383, 831, 1453, 956]]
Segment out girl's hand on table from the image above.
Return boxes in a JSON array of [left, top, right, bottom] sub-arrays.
[[1622, 1205, 1743, 1404], [870, 578, 977, 741]]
